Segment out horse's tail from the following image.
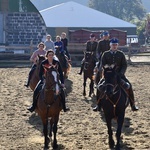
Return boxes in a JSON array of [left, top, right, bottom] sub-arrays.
[[66, 62, 71, 76]]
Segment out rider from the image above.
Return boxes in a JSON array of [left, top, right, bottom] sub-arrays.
[[54, 35, 68, 68], [78, 33, 98, 75], [97, 31, 110, 61], [24, 42, 47, 87], [61, 32, 71, 61], [44, 34, 55, 51], [93, 31, 110, 111], [27, 49, 70, 113], [99, 38, 139, 111]]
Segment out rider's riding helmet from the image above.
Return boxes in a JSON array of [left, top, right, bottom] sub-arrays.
[[110, 38, 119, 44], [90, 33, 95, 38], [103, 31, 109, 36]]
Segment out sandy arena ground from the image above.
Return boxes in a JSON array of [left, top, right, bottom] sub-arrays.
[[0, 65, 150, 150]]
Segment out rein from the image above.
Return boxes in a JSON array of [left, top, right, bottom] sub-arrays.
[[105, 84, 121, 119], [45, 81, 59, 91]]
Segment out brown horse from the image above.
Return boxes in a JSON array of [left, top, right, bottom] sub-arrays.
[[55, 48, 71, 79], [83, 52, 96, 97], [36, 65, 62, 149], [29, 55, 45, 91]]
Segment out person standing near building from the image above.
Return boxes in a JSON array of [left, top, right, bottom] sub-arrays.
[[61, 32, 71, 61], [44, 34, 55, 51]]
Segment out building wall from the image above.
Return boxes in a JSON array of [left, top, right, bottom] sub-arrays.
[[0, 14, 3, 43], [47, 27, 137, 44], [6, 12, 46, 45], [0, 0, 47, 46]]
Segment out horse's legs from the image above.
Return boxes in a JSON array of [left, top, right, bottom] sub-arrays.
[[83, 77, 87, 96], [105, 117, 115, 148], [49, 119, 53, 141], [52, 118, 58, 149], [42, 118, 49, 149], [89, 79, 94, 97], [63, 69, 68, 79], [115, 114, 124, 150]]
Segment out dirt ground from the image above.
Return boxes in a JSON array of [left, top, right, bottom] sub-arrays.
[[0, 65, 150, 150]]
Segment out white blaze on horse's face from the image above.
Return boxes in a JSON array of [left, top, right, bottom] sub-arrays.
[[52, 71, 59, 95]]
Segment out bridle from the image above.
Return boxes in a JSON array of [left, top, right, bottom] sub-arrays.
[[103, 65, 121, 119]]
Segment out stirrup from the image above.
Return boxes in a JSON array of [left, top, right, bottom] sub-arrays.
[[63, 107, 70, 112], [27, 105, 35, 113], [24, 84, 29, 88]]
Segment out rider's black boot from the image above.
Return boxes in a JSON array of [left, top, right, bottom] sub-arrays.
[[127, 86, 139, 111], [24, 75, 31, 87], [60, 88, 70, 112], [78, 63, 84, 75], [24, 65, 36, 88], [27, 81, 42, 112], [27, 94, 37, 113]]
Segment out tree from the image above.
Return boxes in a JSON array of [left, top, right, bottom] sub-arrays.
[[89, 0, 146, 22]]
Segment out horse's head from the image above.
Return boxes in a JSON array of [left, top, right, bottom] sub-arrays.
[[84, 52, 94, 69], [37, 55, 45, 66], [44, 65, 60, 95], [84, 51, 93, 62], [103, 64, 119, 97]]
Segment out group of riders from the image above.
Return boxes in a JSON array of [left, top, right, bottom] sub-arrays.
[[25, 32, 70, 113], [25, 30, 139, 114], [77, 31, 138, 112]]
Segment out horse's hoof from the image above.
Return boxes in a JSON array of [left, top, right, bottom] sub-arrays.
[[44, 145, 49, 150], [83, 93, 86, 96], [115, 144, 120, 150], [47, 137, 50, 144], [53, 143, 58, 149], [109, 140, 115, 148]]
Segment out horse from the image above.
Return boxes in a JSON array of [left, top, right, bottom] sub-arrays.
[[99, 64, 129, 150], [94, 62, 103, 109], [36, 65, 62, 149], [83, 51, 96, 97], [29, 55, 45, 91], [55, 48, 71, 79]]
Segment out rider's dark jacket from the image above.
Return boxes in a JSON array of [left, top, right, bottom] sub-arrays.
[[97, 39, 110, 60], [101, 50, 127, 75], [86, 40, 98, 55], [61, 38, 68, 50], [39, 58, 64, 84]]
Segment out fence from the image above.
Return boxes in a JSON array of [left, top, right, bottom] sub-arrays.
[[0, 44, 150, 67]]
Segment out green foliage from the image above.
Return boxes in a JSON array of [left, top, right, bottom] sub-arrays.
[[130, 19, 145, 35], [89, 0, 146, 22]]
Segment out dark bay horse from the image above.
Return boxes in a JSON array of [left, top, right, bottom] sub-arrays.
[[55, 48, 71, 79], [99, 64, 129, 150], [94, 63, 103, 109], [29, 55, 45, 91], [36, 65, 62, 149], [83, 52, 96, 97]]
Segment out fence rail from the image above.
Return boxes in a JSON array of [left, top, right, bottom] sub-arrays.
[[0, 44, 150, 67]]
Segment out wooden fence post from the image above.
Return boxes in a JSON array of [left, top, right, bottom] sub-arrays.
[[30, 40, 33, 55]]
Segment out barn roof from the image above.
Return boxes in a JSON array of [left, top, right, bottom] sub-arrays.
[[40, 1, 136, 28]]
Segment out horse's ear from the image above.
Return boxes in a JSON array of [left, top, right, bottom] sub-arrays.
[[110, 64, 115, 69], [104, 64, 109, 69], [38, 54, 40, 58]]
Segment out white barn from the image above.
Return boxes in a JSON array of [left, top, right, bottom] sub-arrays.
[[40, 1, 137, 38]]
